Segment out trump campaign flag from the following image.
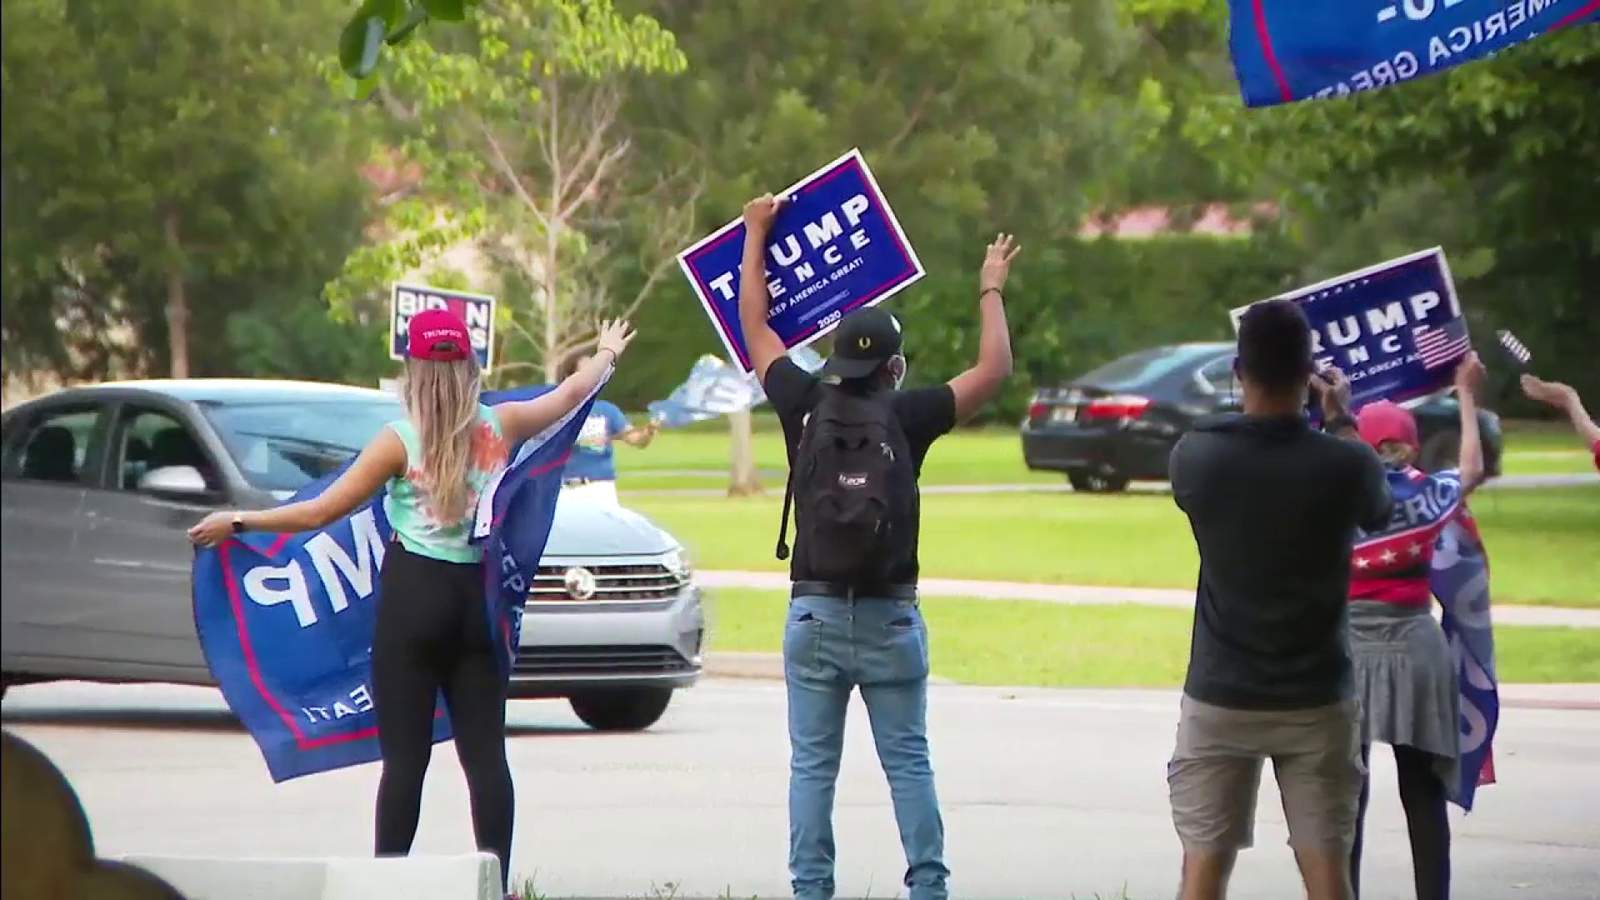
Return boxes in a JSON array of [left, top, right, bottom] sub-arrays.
[[1228, 0, 1598, 107], [677, 149, 924, 373], [1433, 513, 1499, 810], [1231, 248, 1472, 411], [192, 382, 602, 781]]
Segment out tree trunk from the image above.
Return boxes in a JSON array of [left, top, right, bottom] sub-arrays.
[[728, 407, 762, 496], [163, 210, 190, 379]]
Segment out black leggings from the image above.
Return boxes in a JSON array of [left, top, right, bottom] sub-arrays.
[[1352, 743, 1451, 900], [372, 543, 513, 889]]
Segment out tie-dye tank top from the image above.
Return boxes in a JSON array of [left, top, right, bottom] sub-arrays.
[[382, 404, 508, 563]]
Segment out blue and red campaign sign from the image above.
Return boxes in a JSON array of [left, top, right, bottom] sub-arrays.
[[677, 149, 925, 373], [1228, 0, 1598, 107], [192, 383, 599, 781], [1231, 248, 1472, 410], [389, 283, 497, 371]]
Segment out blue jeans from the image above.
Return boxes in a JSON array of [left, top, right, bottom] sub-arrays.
[[784, 592, 949, 900]]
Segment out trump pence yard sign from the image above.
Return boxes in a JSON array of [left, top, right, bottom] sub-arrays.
[[677, 149, 925, 373]]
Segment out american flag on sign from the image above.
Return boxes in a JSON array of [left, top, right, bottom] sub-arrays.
[[1413, 318, 1471, 369]]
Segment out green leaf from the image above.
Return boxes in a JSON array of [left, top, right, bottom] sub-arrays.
[[338, 13, 379, 78], [420, 0, 467, 23], [339, 0, 405, 79], [386, 4, 429, 46]]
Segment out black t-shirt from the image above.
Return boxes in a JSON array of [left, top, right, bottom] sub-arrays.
[[1170, 413, 1391, 711], [764, 357, 956, 586]]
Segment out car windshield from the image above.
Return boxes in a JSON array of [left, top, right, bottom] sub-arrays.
[[201, 398, 401, 493], [1077, 345, 1223, 391]]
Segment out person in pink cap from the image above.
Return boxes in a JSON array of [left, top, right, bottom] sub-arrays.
[[1343, 352, 1487, 900], [189, 308, 638, 894]]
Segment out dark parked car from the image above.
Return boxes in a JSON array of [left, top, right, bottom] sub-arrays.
[[1021, 342, 1502, 492]]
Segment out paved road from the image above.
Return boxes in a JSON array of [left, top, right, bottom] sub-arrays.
[[697, 570, 1600, 629], [6, 681, 1598, 899]]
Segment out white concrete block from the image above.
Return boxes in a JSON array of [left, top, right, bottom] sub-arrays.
[[118, 853, 501, 900]]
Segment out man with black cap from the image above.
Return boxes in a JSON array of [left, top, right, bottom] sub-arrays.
[[737, 193, 1018, 900]]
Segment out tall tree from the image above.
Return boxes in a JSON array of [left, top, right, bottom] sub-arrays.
[[1, 0, 375, 381], [327, 0, 694, 383]]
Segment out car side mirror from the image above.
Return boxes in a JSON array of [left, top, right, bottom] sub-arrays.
[[138, 465, 211, 500]]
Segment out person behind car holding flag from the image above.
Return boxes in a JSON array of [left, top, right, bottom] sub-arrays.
[[737, 192, 1017, 900], [1343, 353, 1487, 900], [554, 349, 659, 505], [188, 309, 637, 894]]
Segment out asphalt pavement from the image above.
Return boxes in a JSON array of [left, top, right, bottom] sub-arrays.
[[5, 680, 1598, 899]]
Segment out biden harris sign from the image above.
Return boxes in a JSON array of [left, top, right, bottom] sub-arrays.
[[677, 149, 925, 373], [1232, 248, 1472, 409], [389, 283, 496, 371]]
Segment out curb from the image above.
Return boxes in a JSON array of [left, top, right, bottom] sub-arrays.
[[118, 853, 501, 900], [703, 655, 1600, 710], [696, 570, 1600, 629]]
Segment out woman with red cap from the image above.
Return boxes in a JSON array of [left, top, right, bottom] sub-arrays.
[[1341, 352, 1487, 900], [189, 309, 637, 893]]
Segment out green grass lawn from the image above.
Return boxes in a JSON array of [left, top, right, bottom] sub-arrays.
[[618, 415, 1599, 485], [633, 486, 1599, 607], [708, 590, 1600, 686]]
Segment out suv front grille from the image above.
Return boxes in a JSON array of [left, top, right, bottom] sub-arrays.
[[530, 562, 687, 603], [513, 644, 692, 677]]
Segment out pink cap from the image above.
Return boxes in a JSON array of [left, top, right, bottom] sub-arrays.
[[1357, 400, 1419, 451], [406, 308, 472, 362]]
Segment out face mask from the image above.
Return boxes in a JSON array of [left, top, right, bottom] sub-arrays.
[[889, 355, 908, 390]]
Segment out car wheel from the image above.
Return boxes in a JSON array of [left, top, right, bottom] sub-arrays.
[[1420, 429, 1460, 473], [569, 688, 673, 732], [1066, 469, 1131, 493]]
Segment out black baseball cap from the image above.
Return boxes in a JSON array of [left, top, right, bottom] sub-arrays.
[[821, 307, 904, 380]]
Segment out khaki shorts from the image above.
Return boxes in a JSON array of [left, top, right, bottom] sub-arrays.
[[1168, 695, 1364, 853]]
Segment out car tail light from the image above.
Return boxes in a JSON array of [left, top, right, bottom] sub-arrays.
[[1082, 394, 1151, 421], [1027, 401, 1050, 422]]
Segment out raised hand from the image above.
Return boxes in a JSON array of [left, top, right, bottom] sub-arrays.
[[1520, 373, 1577, 411], [742, 193, 785, 235], [980, 232, 1021, 295], [595, 319, 637, 363], [1309, 365, 1352, 418], [1454, 351, 1486, 398]]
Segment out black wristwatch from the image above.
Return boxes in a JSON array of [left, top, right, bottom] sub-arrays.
[[1324, 413, 1357, 434], [231, 514, 245, 534]]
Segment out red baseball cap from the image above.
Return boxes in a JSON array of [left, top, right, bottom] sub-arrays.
[[1357, 400, 1419, 451], [406, 308, 472, 362]]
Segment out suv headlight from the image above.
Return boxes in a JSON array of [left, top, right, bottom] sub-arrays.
[[662, 546, 693, 581]]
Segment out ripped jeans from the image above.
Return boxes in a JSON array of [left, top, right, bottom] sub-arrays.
[[784, 592, 949, 900]]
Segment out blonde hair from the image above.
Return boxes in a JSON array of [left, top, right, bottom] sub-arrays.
[[400, 355, 483, 522], [1376, 440, 1416, 467]]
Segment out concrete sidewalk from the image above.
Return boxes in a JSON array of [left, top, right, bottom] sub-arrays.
[[698, 569, 1600, 629]]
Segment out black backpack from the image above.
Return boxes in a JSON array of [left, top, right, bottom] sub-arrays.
[[776, 385, 916, 586]]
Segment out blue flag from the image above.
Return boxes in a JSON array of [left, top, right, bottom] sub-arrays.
[[192, 383, 601, 782], [1228, 0, 1598, 107], [1432, 512, 1499, 810]]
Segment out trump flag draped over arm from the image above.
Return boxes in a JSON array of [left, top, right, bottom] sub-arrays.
[[191, 383, 600, 782], [1433, 510, 1498, 811]]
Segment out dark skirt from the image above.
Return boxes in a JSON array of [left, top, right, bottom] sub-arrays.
[[1349, 600, 1460, 786]]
